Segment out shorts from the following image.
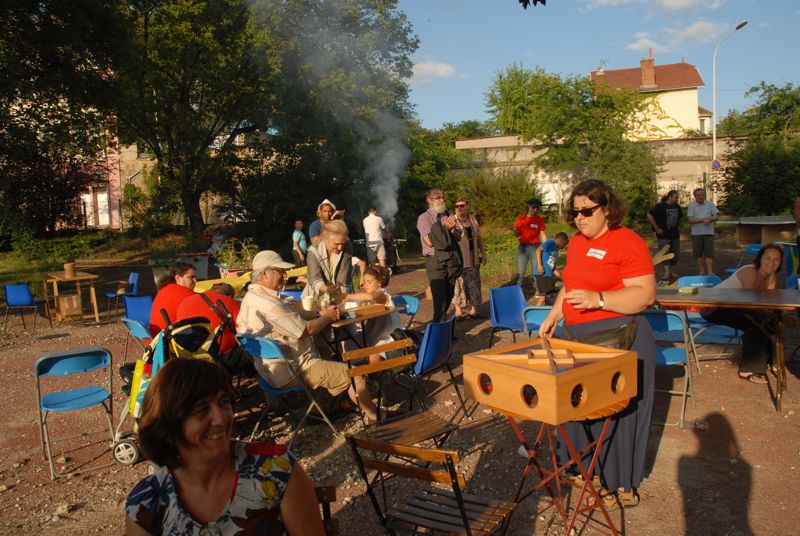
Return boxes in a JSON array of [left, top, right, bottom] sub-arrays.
[[367, 241, 386, 262], [657, 238, 680, 266], [691, 235, 715, 258], [279, 359, 351, 397]]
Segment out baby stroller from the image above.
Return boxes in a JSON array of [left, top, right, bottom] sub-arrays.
[[112, 307, 229, 467]]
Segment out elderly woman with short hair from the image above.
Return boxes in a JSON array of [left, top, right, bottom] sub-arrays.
[[125, 358, 325, 535], [305, 219, 364, 299]]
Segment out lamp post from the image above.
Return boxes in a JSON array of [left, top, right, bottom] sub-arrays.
[[712, 19, 748, 164]]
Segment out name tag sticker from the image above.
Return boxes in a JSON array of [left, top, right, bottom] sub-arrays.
[[529, 224, 538, 229], [586, 248, 607, 260]]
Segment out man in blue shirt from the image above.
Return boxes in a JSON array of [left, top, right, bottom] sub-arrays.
[[291, 219, 308, 266]]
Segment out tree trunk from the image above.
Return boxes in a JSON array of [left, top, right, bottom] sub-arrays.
[[181, 188, 205, 243]]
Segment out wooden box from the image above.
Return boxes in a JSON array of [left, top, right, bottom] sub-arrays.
[[463, 337, 637, 425], [57, 293, 82, 319], [352, 303, 387, 317]]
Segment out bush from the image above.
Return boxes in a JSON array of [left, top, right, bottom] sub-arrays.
[[11, 229, 114, 263]]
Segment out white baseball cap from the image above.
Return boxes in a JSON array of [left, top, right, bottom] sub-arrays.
[[252, 250, 295, 272]]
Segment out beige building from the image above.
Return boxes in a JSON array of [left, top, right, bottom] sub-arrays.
[[591, 53, 707, 140]]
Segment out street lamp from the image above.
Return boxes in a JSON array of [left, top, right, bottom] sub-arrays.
[[712, 19, 748, 164]]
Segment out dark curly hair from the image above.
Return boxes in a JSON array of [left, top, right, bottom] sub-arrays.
[[137, 358, 233, 469], [753, 243, 783, 271], [564, 179, 627, 230], [363, 264, 391, 287], [157, 260, 195, 290]]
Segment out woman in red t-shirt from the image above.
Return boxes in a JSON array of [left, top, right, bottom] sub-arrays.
[[539, 179, 657, 511], [149, 261, 197, 335]]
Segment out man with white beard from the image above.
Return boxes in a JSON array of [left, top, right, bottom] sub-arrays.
[[416, 188, 463, 323]]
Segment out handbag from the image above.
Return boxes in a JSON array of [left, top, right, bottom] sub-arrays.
[[562, 317, 640, 350]]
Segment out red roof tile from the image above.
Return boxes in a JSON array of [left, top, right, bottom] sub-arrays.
[[591, 62, 704, 92]]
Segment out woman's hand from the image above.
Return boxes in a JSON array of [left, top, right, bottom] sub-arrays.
[[564, 289, 602, 310], [538, 315, 559, 338]]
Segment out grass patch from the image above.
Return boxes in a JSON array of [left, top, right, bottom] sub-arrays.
[[481, 221, 572, 284]]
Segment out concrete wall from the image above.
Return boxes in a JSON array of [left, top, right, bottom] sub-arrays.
[[454, 134, 746, 205]]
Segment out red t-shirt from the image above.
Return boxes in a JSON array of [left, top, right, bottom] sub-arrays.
[[561, 227, 653, 325], [149, 283, 196, 335], [515, 214, 546, 245], [176, 291, 241, 354]]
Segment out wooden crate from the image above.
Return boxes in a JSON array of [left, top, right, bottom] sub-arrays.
[[352, 303, 387, 317], [57, 293, 83, 320], [463, 337, 637, 425]]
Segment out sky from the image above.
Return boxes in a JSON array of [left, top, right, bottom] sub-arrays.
[[398, 0, 800, 130]]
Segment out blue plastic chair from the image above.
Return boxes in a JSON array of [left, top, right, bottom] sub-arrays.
[[279, 290, 303, 301], [236, 334, 338, 447], [123, 294, 152, 325], [676, 275, 739, 367], [725, 243, 763, 275], [34, 347, 115, 479], [489, 286, 528, 346], [641, 310, 694, 428], [392, 294, 420, 329], [3, 283, 51, 334], [120, 318, 153, 364], [787, 274, 799, 290], [106, 272, 140, 320], [521, 305, 561, 337], [402, 316, 467, 419]]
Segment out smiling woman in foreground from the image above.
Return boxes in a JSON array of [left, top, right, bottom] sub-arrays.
[[125, 358, 324, 535]]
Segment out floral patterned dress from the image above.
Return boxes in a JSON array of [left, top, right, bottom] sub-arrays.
[[126, 442, 296, 535]]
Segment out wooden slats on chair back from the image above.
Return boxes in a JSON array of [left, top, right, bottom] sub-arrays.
[[351, 436, 460, 463], [346, 354, 416, 378], [341, 338, 413, 361], [361, 458, 467, 488]]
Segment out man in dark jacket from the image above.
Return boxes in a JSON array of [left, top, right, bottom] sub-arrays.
[[646, 189, 682, 281], [417, 188, 462, 323]]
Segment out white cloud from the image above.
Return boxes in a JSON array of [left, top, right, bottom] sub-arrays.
[[626, 19, 726, 53], [708, 0, 727, 9], [657, 0, 701, 10], [410, 61, 460, 88], [626, 31, 664, 52], [586, 0, 727, 11]]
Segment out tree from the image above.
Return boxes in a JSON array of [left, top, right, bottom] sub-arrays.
[[486, 65, 660, 222], [718, 82, 800, 137], [0, 0, 126, 236], [224, 0, 418, 247]]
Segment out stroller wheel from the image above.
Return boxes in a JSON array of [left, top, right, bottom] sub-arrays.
[[113, 439, 141, 466]]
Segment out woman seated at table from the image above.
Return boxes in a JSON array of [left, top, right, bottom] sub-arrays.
[[538, 179, 657, 511], [125, 358, 324, 535], [343, 264, 404, 365], [700, 243, 783, 384], [149, 261, 197, 335]]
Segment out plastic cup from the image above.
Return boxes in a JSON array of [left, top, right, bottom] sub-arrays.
[[302, 296, 315, 311]]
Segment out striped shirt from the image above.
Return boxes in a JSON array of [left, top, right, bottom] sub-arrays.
[[417, 208, 461, 256]]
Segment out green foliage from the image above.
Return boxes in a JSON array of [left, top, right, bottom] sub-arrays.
[[122, 165, 180, 237], [485, 65, 660, 223], [11, 229, 115, 264], [721, 135, 800, 216], [440, 169, 541, 227], [718, 82, 800, 137], [212, 237, 259, 269]]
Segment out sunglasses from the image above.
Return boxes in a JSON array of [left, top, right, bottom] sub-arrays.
[[454, 203, 467, 208], [568, 204, 604, 219]]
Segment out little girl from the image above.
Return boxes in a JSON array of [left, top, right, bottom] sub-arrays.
[[344, 265, 404, 365]]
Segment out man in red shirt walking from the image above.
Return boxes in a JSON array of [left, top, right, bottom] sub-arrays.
[[514, 198, 548, 287]]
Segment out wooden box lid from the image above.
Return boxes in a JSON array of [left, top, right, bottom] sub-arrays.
[[351, 303, 387, 317]]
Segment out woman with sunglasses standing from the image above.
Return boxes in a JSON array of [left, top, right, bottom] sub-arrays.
[[538, 179, 657, 512], [452, 197, 486, 319]]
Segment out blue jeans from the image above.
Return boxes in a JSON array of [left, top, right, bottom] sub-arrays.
[[516, 244, 539, 285]]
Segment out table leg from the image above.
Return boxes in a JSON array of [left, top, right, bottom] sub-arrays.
[[774, 312, 785, 412], [76, 281, 84, 318], [42, 276, 50, 310], [89, 282, 100, 323], [51, 280, 61, 321]]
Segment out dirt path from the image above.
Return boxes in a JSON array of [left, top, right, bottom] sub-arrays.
[[1, 229, 798, 535]]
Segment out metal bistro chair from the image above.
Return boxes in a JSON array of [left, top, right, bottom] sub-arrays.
[[489, 285, 528, 346], [392, 294, 420, 329], [348, 436, 516, 536], [3, 283, 51, 334], [642, 310, 694, 428], [105, 271, 140, 320], [34, 347, 115, 479], [725, 243, 762, 275], [236, 334, 338, 448]]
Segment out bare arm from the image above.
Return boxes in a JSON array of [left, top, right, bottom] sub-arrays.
[[538, 289, 565, 337], [280, 465, 326, 536], [303, 307, 338, 337], [345, 290, 388, 304], [535, 246, 544, 274], [646, 213, 662, 234], [564, 274, 656, 315]]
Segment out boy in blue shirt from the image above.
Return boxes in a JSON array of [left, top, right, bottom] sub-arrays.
[[536, 232, 569, 279]]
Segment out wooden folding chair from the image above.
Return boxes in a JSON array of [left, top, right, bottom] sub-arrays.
[[348, 436, 516, 535], [343, 338, 458, 447]]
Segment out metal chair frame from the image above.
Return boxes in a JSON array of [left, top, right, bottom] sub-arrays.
[[34, 347, 115, 479], [106, 271, 140, 320]]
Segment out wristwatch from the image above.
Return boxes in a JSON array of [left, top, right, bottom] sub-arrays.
[[597, 292, 606, 310]]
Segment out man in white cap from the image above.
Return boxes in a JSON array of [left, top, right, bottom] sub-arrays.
[[237, 250, 377, 421], [308, 199, 345, 244]]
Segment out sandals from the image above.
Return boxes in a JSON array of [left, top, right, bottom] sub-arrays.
[[588, 489, 640, 511], [738, 371, 768, 384]]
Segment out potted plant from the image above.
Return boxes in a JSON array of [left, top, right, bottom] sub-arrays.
[[212, 237, 259, 278]]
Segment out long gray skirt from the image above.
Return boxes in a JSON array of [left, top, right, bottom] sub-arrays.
[[557, 315, 656, 492]]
